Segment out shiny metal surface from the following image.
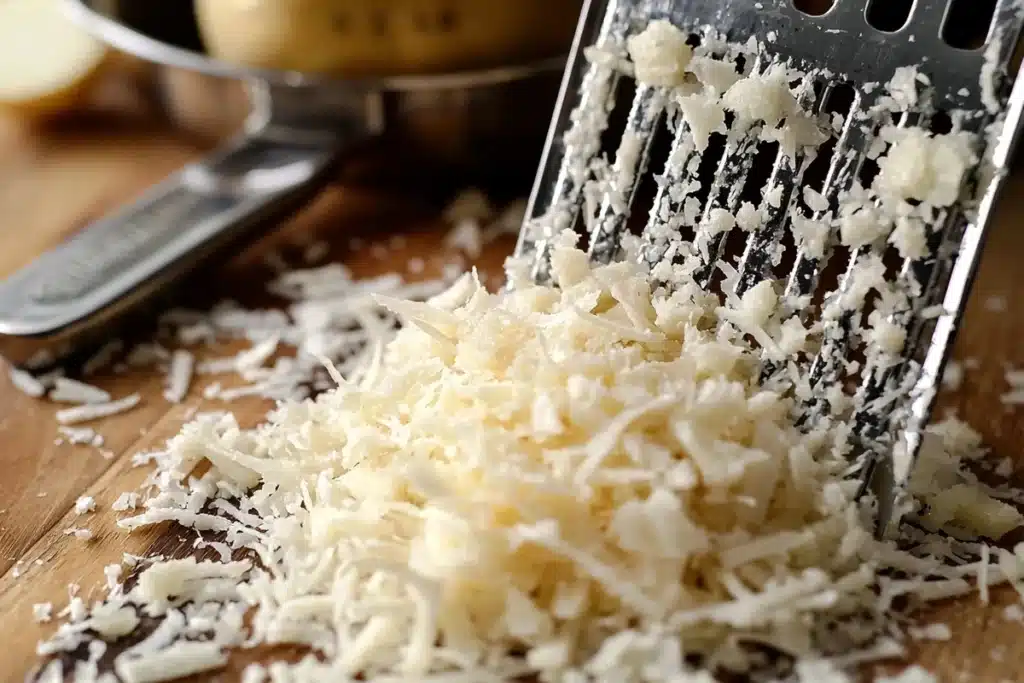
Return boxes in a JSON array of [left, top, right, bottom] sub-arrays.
[[152, 68, 562, 174], [516, 0, 1024, 532]]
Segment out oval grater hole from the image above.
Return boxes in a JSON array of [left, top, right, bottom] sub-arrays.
[[792, 0, 835, 17], [930, 111, 953, 135], [866, 0, 913, 33], [943, 0, 997, 51]]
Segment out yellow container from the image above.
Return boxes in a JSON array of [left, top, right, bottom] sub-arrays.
[[195, 0, 582, 76]]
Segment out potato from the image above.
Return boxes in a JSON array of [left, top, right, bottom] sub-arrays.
[[0, 0, 109, 118], [195, 0, 581, 77]]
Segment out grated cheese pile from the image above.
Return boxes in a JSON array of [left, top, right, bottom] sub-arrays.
[[34, 235, 1024, 683]]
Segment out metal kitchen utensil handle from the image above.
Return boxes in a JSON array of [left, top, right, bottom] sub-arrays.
[[0, 82, 374, 367]]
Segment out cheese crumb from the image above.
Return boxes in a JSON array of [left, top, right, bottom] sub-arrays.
[[875, 128, 976, 207], [64, 528, 93, 541], [56, 394, 141, 425], [163, 350, 194, 404], [9, 368, 45, 397], [33, 602, 53, 623], [907, 623, 952, 642], [677, 92, 727, 151], [49, 378, 111, 405], [627, 20, 693, 88], [112, 492, 139, 511], [74, 496, 96, 515], [722, 64, 797, 127]]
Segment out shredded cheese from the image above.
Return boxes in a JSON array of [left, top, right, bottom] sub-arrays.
[[114, 642, 228, 683], [163, 350, 194, 404], [32, 234, 1024, 682], [74, 496, 96, 516], [56, 394, 141, 425], [627, 20, 693, 88], [49, 378, 111, 405], [64, 528, 93, 541], [9, 367, 45, 397]]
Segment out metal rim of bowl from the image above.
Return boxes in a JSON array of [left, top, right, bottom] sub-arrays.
[[63, 0, 569, 92]]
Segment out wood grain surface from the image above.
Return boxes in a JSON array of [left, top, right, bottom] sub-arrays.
[[1, 110, 1024, 683]]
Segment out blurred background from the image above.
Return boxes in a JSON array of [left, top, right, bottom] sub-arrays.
[[0, 0, 584, 201]]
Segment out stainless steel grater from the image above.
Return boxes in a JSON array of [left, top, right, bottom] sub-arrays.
[[515, 0, 1024, 530]]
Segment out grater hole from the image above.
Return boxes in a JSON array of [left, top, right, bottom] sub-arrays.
[[580, 76, 638, 253], [857, 155, 881, 192], [817, 84, 857, 198], [601, 78, 637, 168], [627, 119, 676, 238], [814, 245, 849, 311], [800, 138, 839, 212], [942, 0, 997, 51], [696, 132, 730, 212], [739, 141, 782, 208], [792, 0, 835, 17], [715, 230, 753, 303], [723, 230, 749, 272], [810, 79, 828, 108], [735, 54, 748, 75], [865, 0, 913, 33], [823, 83, 857, 118], [772, 216, 799, 286], [880, 245, 906, 295], [929, 110, 953, 135]]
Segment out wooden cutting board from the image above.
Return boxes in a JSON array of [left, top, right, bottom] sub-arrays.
[[1, 112, 1024, 683]]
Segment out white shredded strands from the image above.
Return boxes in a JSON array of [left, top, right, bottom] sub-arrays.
[[112, 492, 140, 512], [49, 378, 112, 405], [114, 642, 228, 683], [163, 350, 194, 404], [9, 367, 46, 397], [57, 426, 105, 448], [64, 528, 94, 541], [56, 395, 142, 425]]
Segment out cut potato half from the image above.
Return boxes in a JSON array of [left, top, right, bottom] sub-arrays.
[[0, 0, 109, 117]]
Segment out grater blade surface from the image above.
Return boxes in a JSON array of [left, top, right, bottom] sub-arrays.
[[514, 0, 1024, 531]]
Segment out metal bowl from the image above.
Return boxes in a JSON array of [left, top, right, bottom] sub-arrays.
[[69, 0, 566, 180], [149, 65, 563, 185]]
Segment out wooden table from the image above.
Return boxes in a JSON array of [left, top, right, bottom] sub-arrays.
[[1, 112, 1023, 683]]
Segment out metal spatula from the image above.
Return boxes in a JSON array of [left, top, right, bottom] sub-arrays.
[[515, 0, 1024, 531]]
